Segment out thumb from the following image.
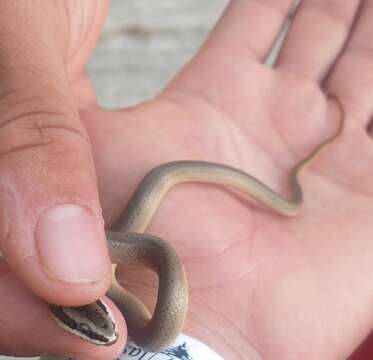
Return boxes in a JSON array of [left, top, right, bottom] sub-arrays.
[[0, 2, 112, 305]]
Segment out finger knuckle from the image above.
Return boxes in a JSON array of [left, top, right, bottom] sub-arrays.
[[0, 111, 89, 160]]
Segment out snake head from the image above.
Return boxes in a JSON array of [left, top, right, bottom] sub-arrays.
[[49, 299, 118, 346]]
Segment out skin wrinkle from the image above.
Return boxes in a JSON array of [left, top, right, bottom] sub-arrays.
[[162, 90, 234, 130], [212, 119, 242, 166], [0, 111, 72, 131], [0, 91, 67, 109], [0, 64, 65, 90], [27, 36, 59, 66], [267, 91, 323, 164], [322, 169, 373, 198], [187, 87, 270, 154], [250, 91, 301, 168], [63, 0, 96, 61], [188, 265, 259, 293], [155, 93, 225, 138], [60, 2, 72, 33], [143, 97, 243, 180], [181, 213, 260, 354], [216, 110, 249, 170], [0, 89, 76, 121], [162, 89, 283, 176], [280, 64, 328, 83], [186, 316, 235, 357], [184, 231, 255, 265], [1, 82, 69, 100], [213, 310, 255, 354], [0, 101, 88, 146], [248, 268, 263, 359], [55, 2, 72, 62], [187, 300, 252, 360], [0, 123, 90, 160], [0, 143, 51, 161], [31, 125, 90, 146]]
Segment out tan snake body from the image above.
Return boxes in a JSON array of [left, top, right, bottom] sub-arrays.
[[50, 99, 344, 353]]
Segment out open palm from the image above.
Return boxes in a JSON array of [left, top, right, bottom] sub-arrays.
[[75, 2, 373, 359]]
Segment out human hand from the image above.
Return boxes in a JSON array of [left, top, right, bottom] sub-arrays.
[[0, 1, 125, 359], [86, 1, 372, 359], [1, 1, 373, 360]]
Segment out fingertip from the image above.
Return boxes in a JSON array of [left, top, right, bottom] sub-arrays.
[[35, 203, 110, 285], [2, 199, 113, 305]]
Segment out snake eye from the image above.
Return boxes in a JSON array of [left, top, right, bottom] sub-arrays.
[[49, 299, 118, 346]]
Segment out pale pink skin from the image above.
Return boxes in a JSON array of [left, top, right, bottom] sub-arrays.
[[0, 1, 373, 359]]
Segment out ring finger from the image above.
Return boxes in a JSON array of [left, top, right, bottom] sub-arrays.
[[325, 0, 373, 128], [276, 0, 360, 82]]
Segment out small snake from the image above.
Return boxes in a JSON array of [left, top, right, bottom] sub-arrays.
[[48, 98, 344, 353]]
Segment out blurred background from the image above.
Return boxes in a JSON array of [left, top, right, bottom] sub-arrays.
[[0, 0, 228, 359], [88, 0, 228, 108]]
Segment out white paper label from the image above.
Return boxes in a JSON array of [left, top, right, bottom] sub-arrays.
[[42, 334, 224, 360], [119, 334, 224, 360]]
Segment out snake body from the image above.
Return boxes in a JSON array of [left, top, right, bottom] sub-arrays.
[[50, 100, 343, 353]]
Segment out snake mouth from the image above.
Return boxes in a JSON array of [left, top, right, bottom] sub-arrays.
[[50, 299, 118, 346]]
